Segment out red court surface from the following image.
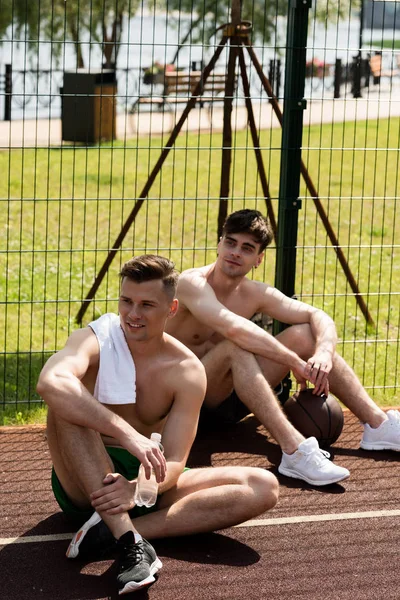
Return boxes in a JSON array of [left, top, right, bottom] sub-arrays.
[[1, 410, 400, 600]]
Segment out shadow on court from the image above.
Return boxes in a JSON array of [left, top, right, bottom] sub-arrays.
[[1, 411, 400, 600]]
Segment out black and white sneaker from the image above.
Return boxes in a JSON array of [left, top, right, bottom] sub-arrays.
[[66, 511, 117, 559], [117, 532, 162, 595]]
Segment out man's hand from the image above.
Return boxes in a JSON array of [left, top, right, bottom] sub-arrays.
[[91, 473, 136, 515], [290, 357, 309, 392], [120, 431, 166, 483], [304, 351, 333, 396]]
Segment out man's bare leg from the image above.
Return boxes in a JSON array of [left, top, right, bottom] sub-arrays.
[[131, 467, 279, 539], [201, 340, 304, 454], [267, 324, 387, 428], [201, 339, 350, 486], [47, 409, 136, 540]]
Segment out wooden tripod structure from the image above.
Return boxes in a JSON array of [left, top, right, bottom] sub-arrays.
[[76, 2, 373, 326]]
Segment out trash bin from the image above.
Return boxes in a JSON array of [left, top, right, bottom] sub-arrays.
[[61, 69, 117, 143]]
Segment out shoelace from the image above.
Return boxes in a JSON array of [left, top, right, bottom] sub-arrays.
[[305, 447, 331, 466], [119, 542, 144, 572]]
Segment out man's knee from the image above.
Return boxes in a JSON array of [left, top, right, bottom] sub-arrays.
[[278, 323, 315, 358], [47, 408, 101, 453], [232, 467, 279, 514], [217, 339, 257, 364], [246, 468, 279, 512]]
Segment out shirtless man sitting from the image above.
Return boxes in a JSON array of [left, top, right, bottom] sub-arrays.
[[165, 209, 400, 486], [37, 254, 279, 596]]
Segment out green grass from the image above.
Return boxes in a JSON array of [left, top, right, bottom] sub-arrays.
[[0, 404, 47, 426], [0, 118, 399, 412], [368, 40, 400, 50]]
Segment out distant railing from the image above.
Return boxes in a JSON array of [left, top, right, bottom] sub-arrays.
[[1, 54, 395, 123], [0, 64, 12, 120], [0, 65, 144, 121]]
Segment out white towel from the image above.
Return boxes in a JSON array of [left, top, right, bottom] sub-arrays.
[[88, 313, 136, 405]]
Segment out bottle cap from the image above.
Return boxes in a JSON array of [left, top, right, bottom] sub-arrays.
[[150, 432, 162, 442]]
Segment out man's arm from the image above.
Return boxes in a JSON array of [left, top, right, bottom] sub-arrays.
[[258, 285, 338, 394], [90, 353, 206, 514], [157, 355, 206, 494], [178, 272, 307, 378], [37, 328, 166, 481]]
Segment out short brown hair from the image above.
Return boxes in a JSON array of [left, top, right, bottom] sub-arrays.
[[120, 255, 179, 299], [222, 209, 273, 252]]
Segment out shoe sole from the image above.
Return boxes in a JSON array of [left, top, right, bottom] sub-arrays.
[[66, 511, 102, 559], [278, 466, 350, 486], [360, 441, 400, 451], [118, 558, 163, 595]]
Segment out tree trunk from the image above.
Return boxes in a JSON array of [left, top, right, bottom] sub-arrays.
[[171, 16, 202, 65], [102, 12, 123, 68], [68, 19, 85, 68]]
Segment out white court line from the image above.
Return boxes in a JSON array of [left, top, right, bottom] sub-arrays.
[[1, 509, 400, 546], [0, 533, 72, 546], [235, 509, 400, 527]]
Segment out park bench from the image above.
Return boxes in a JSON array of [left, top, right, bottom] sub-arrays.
[[369, 53, 400, 84], [130, 70, 237, 130]]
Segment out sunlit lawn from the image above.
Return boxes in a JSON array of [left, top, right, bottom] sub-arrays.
[[0, 116, 399, 414]]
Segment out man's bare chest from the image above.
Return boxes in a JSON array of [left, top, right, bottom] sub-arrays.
[[84, 360, 173, 432], [220, 294, 258, 319]]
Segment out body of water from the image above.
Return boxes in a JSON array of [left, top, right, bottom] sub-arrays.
[[0, 11, 397, 121]]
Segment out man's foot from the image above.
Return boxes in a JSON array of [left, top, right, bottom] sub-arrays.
[[66, 511, 117, 559], [278, 437, 350, 486], [117, 531, 162, 595], [360, 410, 400, 451]]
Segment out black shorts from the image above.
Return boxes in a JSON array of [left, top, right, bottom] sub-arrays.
[[198, 378, 290, 431], [199, 390, 250, 429]]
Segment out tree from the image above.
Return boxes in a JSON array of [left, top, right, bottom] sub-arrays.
[[163, 0, 355, 64], [0, 0, 357, 69], [0, 0, 142, 68]]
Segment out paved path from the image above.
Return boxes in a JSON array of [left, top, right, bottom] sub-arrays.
[[1, 410, 400, 600], [1, 85, 399, 148]]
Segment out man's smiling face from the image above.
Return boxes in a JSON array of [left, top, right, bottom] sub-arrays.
[[217, 232, 264, 278], [118, 277, 177, 343]]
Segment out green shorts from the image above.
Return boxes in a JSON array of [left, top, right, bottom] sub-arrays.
[[51, 446, 160, 525]]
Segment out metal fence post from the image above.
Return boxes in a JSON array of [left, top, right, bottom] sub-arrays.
[[274, 0, 311, 333], [352, 54, 362, 98], [273, 0, 311, 403], [4, 64, 12, 121], [334, 58, 342, 98]]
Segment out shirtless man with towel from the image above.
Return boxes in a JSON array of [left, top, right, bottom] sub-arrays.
[[37, 254, 278, 596]]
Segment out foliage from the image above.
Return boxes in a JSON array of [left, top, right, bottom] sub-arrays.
[[164, 0, 286, 63], [0, 0, 141, 68], [0, 0, 357, 69], [162, 0, 355, 63]]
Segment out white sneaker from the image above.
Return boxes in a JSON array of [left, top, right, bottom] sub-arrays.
[[360, 410, 400, 451], [278, 437, 350, 486]]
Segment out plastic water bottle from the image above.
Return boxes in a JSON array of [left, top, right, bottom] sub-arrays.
[[134, 433, 163, 508]]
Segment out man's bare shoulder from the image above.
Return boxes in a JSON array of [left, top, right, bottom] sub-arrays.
[[51, 327, 100, 369], [64, 326, 98, 351], [241, 278, 280, 311], [179, 264, 213, 283], [241, 276, 273, 295], [246, 278, 306, 316], [245, 276, 273, 291], [163, 333, 206, 376], [176, 264, 216, 303], [39, 326, 99, 383]]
